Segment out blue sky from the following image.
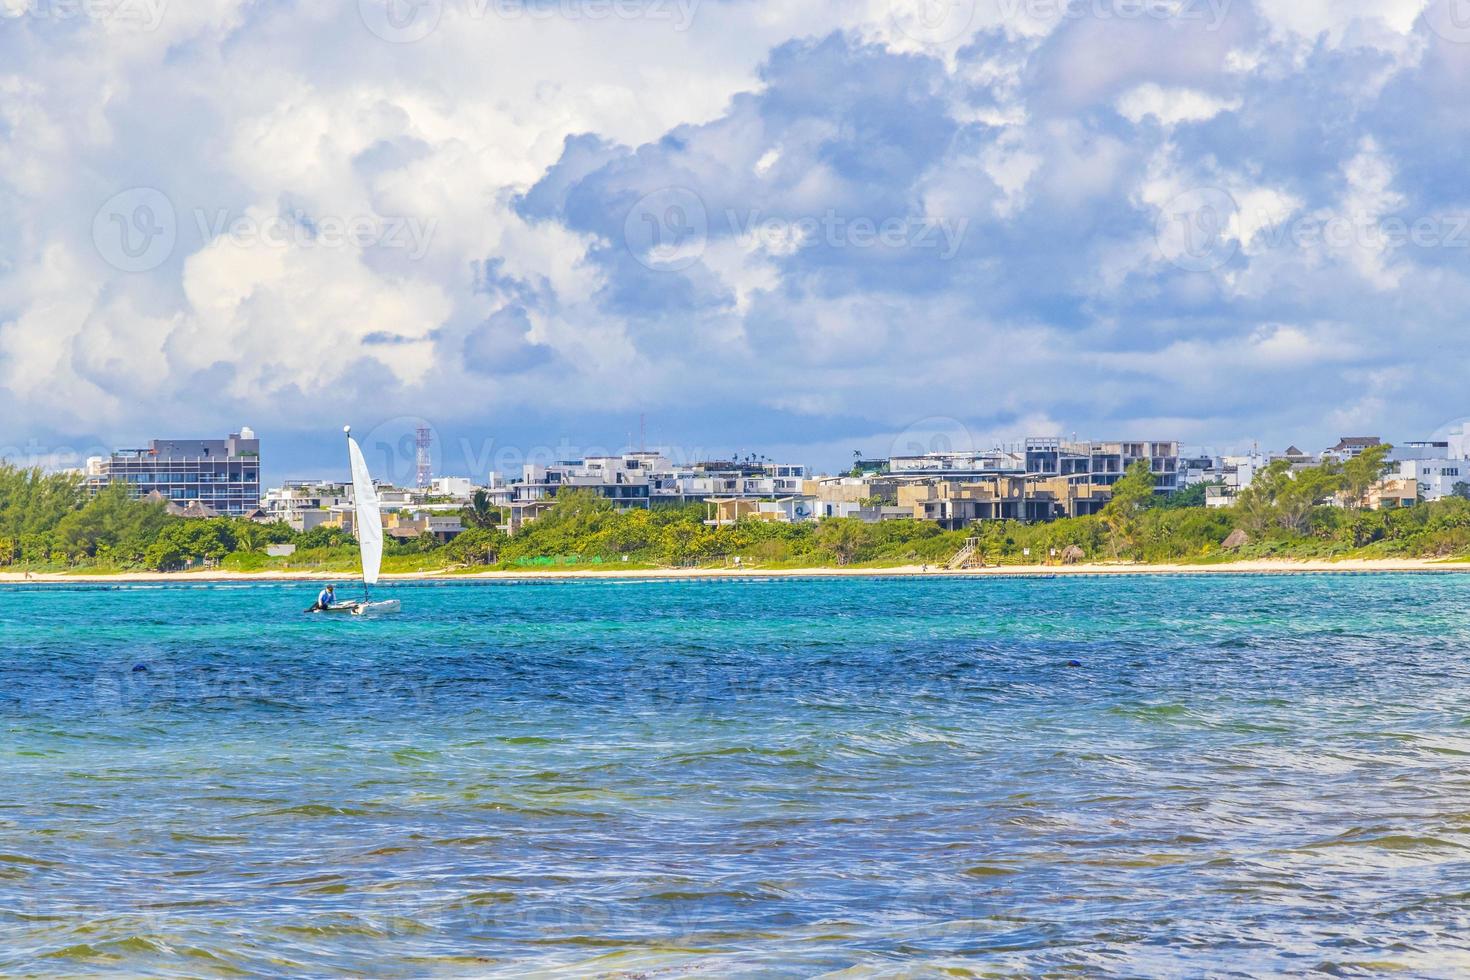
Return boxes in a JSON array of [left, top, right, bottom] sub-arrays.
[[2, 0, 1469, 482]]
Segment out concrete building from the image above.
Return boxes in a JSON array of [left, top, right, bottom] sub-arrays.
[[509, 455, 653, 531], [888, 449, 1026, 480], [1362, 478, 1418, 510], [516, 456, 653, 508], [1023, 438, 1181, 492], [1322, 436, 1382, 462], [704, 497, 818, 527], [506, 453, 809, 531], [896, 475, 1111, 529], [1392, 441, 1465, 502], [86, 429, 261, 516], [385, 512, 465, 542], [1178, 454, 1219, 487], [1204, 450, 1268, 509], [802, 477, 876, 519], [649, 457, 808, 501], [263, 480, 348, 530], [429, 476, 475, 500], [477, 473, 515, 511], [1203, 446, 1325, 508]]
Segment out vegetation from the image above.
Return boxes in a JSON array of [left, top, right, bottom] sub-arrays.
[[4, 447, 1470, 575]]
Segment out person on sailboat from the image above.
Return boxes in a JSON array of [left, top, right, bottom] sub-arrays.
[[314, 584, 337, 611]]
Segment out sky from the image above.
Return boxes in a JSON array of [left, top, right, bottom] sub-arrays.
[[3, 0, 1470, 484]]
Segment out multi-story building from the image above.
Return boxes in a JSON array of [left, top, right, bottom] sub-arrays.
[[428, 477, 475, 500], [649, 458, 808, 500], [514, 455, 652, 508], [1322, 436, 1382, 462], [829, 436, 1182, 526], [384, 512, 466, 542], [1204, 446, 1324, 508], [263, 480, 347, 531], [1023, 438, 1180, 492], [506, 453, 809, 530], [703, 496, 819, 527], [1178, 454, 1220, 487], [86, 429, 261, 516], [1392, 441, 1465, 502], [476, 472, 516, 512], [897, 475, 1112, 529], [802, 477, 876, 519], [888, 449, 1027, 480]]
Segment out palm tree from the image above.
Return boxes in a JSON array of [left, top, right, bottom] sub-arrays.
[[236, 520, 266, 552], [462, 489, 499, 529]]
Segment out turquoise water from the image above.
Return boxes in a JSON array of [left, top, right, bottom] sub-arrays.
[[4, 574, 1470, 976]]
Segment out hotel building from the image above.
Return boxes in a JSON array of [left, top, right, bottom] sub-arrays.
[[85, 429, 262, 516]]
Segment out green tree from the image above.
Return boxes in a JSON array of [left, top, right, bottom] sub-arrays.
[[443, 525, 508, 565], [814, 518, 867, 565], [461, 489, 502, 530], [1100, 460, 1156, 557], [297, 524, 356, 551], [234, 520, 267, 553], [1235, 459, 1290, 534], [1234, 459, 1343, 536], [1156, 480, 1217, 510], [1340, 444, 1395, 510], [1276, 463, 1342, 534]]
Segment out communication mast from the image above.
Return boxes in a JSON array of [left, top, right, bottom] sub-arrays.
[[415, 425, 433, 488]]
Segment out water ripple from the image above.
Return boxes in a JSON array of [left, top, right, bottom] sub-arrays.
[[4, 574, 1470, 975]]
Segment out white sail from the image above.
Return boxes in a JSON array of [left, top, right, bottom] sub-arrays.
[[347, 435, 383, 587]]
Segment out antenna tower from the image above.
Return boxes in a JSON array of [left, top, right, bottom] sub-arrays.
[[415, 426, 433, 488]]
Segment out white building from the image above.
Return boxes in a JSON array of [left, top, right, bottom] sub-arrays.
[[1178, 454, 1219, 487], [263, 480, 348, 530], [1205, 449, 1270, 508], [507, 452, 810, 529], [429, 476, 475, 500], [1392, 441, 1465, 502], [888, 449, 1025, 477], [703, 496, 820, 527]]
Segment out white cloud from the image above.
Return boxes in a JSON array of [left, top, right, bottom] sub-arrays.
[[1256, 0, 1429, 47], [1232, 187, 1304, 254], [1333, 137, 1408, 290], [0, 0, 1467, 466], [1116, 83, 1241, 126]]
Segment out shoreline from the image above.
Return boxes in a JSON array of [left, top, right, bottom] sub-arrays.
[[0, 557, 1465, 584]]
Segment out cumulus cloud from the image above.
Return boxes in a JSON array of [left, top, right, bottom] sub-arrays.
[[1116, 84, 1242, 126], [0, 0, 1467, 475]]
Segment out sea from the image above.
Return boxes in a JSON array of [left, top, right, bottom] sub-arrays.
[[4, 574, 1470, 977]]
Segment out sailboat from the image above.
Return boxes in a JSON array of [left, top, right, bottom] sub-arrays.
[[316, 425, 401, 616]]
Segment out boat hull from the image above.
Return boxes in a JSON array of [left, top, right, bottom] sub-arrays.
[[309, 600, 400, 616], [352, 600, 401, 617], [310, 602, 360, 615]]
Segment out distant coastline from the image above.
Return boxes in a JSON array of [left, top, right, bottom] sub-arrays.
[[2, 557, 1465, 584]]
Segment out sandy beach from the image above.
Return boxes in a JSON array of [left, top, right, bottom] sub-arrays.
[[0, 557, 1464, 584]]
